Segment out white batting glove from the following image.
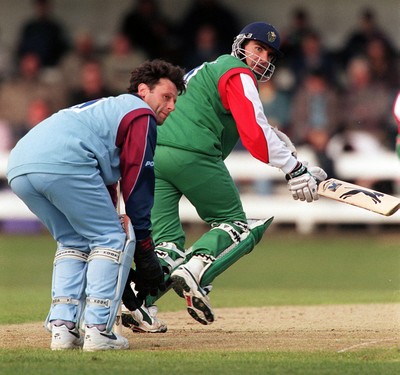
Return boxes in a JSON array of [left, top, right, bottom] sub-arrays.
[[286, 162, 327, 202]]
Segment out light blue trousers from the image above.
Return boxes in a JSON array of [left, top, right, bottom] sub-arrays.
[[10, 172, 128, 326]]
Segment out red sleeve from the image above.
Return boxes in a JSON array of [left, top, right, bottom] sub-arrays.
[[218, 70, 270, 163], [217, 70, 297, 173]]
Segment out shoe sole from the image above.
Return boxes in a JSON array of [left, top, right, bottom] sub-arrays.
[[83, 343, 129, 352], [171, 274, 214, 325]]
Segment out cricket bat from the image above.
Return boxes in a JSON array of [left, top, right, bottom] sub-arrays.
[[318, 178, 400, 216]]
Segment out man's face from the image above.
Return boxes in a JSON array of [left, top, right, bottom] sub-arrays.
[[138, 78, 178, 125], [243, 40, 276, 78]]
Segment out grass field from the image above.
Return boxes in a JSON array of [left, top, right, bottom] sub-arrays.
[[0, 227, 399, 374]]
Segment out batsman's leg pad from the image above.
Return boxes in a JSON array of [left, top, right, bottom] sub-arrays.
[[199, 217, 273, 286], [145, 242, 187, 306], [154, 242, 187, 274], [85, 220, 136, 332], [44, 247, 89, 331]]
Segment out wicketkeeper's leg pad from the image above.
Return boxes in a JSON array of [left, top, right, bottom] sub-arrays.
[[44, 247, 89, 331], [85, 219, 136, 332], [199, 217, 273, 286]]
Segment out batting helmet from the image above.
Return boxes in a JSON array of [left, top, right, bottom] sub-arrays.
[[232, 22, 283, 81]]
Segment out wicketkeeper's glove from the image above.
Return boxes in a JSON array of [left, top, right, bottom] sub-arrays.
[[286, 161, 327, 202], [133, 236, 166, 302]]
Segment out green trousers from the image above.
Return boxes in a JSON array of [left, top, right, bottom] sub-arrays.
[[151, 146, 247, 258]]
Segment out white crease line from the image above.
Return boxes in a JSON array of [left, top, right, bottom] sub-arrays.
[[337, 338, 398, 353]]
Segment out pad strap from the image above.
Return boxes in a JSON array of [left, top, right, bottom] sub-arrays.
[[211, 223, 243, 243], [88, 248, 122, 264], [54, 248, 89, 263], [86, 297, 111, 308], [51, 297, 80, 306]]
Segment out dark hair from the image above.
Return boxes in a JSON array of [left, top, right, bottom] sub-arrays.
[[127, 59, 186, 95]]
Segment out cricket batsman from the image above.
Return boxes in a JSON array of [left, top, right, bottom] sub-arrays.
[[121, 22, 327, 332]]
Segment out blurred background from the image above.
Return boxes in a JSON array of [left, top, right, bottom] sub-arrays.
[[0, 0, 399, 234]]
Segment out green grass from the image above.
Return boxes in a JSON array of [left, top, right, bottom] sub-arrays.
[[1, 231, 399, 322], [0, 229, 399, 374], [0, 349, 399, 375]]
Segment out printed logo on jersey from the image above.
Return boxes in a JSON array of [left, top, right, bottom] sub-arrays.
[[145, 161, 154, 167]]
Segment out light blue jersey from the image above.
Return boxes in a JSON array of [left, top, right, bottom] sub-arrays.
[[8, 94, 152, 185]]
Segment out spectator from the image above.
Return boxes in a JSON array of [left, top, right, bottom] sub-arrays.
[[102, 33, 148, 95], [340, 7, 396, 69], [332, 56, 393, 155], [394, 92, 400, 159], [364, 35, 400, 92], [119, 0, 176, 61], [289, 30, 339, 88], [0, 119, 13, 152], [183, 24, 223, 70], [59, 30, 99, 91], [179, 0, 239, 60], [0, 52, 66, 127], [259, 77, 292, 132], [290, 69, 340, 178], [13, 98, 51, 141], [0, 27, 13, 82], [280, 7, 316, 62], [68, 60, 113, 106], [15, 0, 70, 68]]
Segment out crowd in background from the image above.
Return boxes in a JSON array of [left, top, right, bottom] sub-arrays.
[[0, 0, 399, 192]]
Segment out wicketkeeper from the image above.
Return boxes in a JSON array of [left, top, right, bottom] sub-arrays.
[[7, 60, 186, 351], [121, 22, 327, 332]]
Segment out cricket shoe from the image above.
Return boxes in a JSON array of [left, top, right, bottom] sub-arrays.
[[121, 304, 167, 333], [171, 265, 214, 325], [51, 324, 83, 350], [82, 326, 129, 352]]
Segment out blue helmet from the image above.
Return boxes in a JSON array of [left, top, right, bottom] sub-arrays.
[[232, 22, 283, 81]]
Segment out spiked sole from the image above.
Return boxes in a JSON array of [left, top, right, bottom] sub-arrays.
[[171, 274, 214, 325]]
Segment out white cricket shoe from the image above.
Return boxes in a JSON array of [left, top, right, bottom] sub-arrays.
[[171, 265, 214, 325], [82, 326, 129, 352], [121, 304, 167, 333], [51, 324, 83, 350]]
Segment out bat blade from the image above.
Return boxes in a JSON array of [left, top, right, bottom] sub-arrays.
[[318, 178, 400, 216]]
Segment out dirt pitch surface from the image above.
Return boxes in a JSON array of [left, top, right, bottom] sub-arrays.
[[1, 304, 399, 352]]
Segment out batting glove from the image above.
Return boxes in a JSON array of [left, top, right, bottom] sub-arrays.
[[133, 236, 166, 302], [286, 162, 327, 202]]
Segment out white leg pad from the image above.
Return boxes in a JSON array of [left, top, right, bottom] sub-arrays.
[[44, 248, 89, 331], [85, 221, 136, 332]]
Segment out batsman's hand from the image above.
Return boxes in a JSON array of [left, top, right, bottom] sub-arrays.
[[133, 236, 166, 301], [286, 162, 327, 202]]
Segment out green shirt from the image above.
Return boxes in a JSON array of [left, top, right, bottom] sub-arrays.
[[157, 54, 256, 160]]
